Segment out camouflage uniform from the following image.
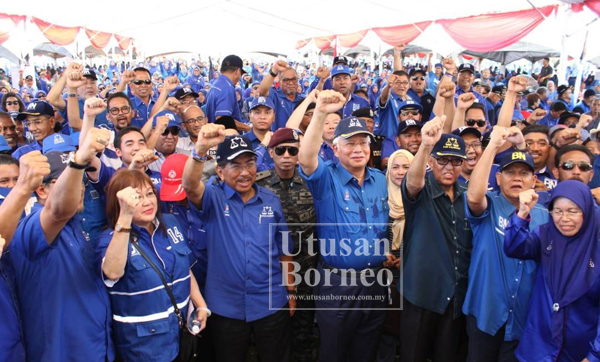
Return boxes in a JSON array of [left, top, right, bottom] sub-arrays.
[[256, 168, 318, 362]]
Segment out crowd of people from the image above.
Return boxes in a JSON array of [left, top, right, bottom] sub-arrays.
[[0, 43, 599, 362]]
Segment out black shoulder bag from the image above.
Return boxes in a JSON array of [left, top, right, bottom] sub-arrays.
[[130, 233, 198, 362]]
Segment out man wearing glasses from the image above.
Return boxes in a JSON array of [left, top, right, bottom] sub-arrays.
[[407, 68, 436, 122], [258, 60, 305, 131], [401, 117, 472, 361], [12, 101, 59, 160], [148, 110, 185, 172], [174, 87, 199, 109], [178, 105, 207, 154], [375, 70, 415, 138]]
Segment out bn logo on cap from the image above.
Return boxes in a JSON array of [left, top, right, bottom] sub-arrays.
[[512, 152, 526, 161]]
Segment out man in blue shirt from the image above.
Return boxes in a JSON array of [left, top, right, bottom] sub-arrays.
[[205, 55, 250, 132], [308, 55, 350, 92], [451, 63, 494, 124], [465, 126, 548, 361], [330, 65, 370, 118], [407, 68, 436, 121], [9, 129, 114, 362], [245, 96, 275, 166], [12, 101, 59, 160], [182, 126, 293, 362], [555, 84, 573, 111], [375, 70, 415, 138], [258, 60, 305, 131], [0, 151, 49, 362], [522, 125, 557, 190], [573, 89, 595, 114], [401, 116, 472, 362], [538, 101, 567, 127], [298, 90, 389, 362]]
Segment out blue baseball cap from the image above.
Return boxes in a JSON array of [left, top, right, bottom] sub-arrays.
[[333, 117, 373, 139], [498, 150, 534, 172], [0, 135, 11, 153], [398, 99, 424, 113], [452, 126, 482, 139], [431, 134, 466, 159], [331, 65, 352, 78], [42, 133, 76, 154], [16, 100, 55, 120], [249, 96, 275, 111], [152, 110, 183, 132]]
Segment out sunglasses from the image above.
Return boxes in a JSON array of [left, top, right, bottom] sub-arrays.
[[162, 127, 180, 136], [274, 145, 299, 156], [132, 79, 152, 85], [411, 76, 426, 81], [401, 109, 420, 116], [5, 101, 19, 106], [435, 157, 463, 166], [559, 160, 593, 172], [466, 119, 486, 127]]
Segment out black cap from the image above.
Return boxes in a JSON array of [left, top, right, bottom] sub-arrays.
[[221, 55, 246, 74], [458, 64, 475, 74], [397, 120, 423, 135], [558, 112, 580, 125], [491, 85, 506, 94], [17, 101, 55, 120], [584, 89, 596, 98], [333, 117, 373, 139], [174, 87, 198, 100], [557, 84, 573, 96], [452, 126, 482, 139], [498, 151, 534, 172], [409, 68, 426, 77], [333, 56, 349, 65], [352, 107, 374, 119], [82, 68, 97, 81], [216, 135, 256, 162], [431, 134, 466, 159], [24, 75, 33, 80]]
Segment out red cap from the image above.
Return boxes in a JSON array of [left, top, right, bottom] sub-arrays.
[[160, 154, 188, 202]]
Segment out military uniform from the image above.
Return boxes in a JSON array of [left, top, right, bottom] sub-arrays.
[[371, 134, 385, 170], [256, 168, 318, 362]]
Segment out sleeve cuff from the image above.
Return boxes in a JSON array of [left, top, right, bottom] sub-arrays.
[[101, 257, 119, 288], [215, 110, 233, 116]]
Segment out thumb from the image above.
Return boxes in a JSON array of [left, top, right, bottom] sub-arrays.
[[439, 115, 447, 126]]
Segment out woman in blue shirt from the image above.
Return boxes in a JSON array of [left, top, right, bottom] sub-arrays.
[[97, 170, 210, 362], [504, 181, 600, 362]]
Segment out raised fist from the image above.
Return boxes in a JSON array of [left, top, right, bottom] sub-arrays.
[[420, 115, 446, 147], [518, 189, 539, 219], [438, 80, 456, 98], [130, 149, 158, 170], [508, 76, 527, 93], [121, 70, 135, 84], [394, 43, 407, 53], [196, 124, 226, 155], [84, 97, 107, 117], [442, 58, 456, 72], [457, 93, 476, 110], [315, 90, 346, 114], [489, 126, 510, 149], [272, 60, 288, 74], [76, 127, 111, 164], [317, 67, 330, 79], [116, 186, 142, 217], [16, 151, 50, 192], [164, 76, 179, 92]]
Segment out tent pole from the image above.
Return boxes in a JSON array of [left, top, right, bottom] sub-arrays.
[[558, 7, 570, 85]]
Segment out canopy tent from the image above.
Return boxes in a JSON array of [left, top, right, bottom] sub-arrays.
[[33, 42, 73, 59], [381, 45, 432, 57], [461, 41, 561, 64], [0, 44, 19, 64], [83, 45, 106, 58]]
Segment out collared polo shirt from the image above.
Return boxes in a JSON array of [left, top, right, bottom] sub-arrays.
[[374, 91, 415, 138], [300, 158, 388, 270], [401, 172, 472, 317], [205, 76, 242, 123], [339, 93, 370, 119], [194, 182, 289, 322], [536, 166, 557, 190], [319, 142, 338, 163], [267, 87, 305, 131], [130, 95, 156, 129], [11, 141, 42, 160], [463, 191, 548, 340]]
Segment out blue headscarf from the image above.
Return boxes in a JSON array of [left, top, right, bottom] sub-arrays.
[[234, 87, 244, 110], [368, 84, 381, 109], [187, 66, 205, 93], [541, 180, 600, 342], [198, 89, 207, 106]]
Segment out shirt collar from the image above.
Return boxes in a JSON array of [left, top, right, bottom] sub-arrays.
[[335, 163, 374, 186], [428, 172, 463, 199], [223, 182, 261, 202]]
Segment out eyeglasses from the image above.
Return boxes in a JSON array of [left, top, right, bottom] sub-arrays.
[[109, 106, 132, 115], [465, 142, 482, 150], [227, 160, 257, 173], [411, 76, 426, 81], [5, 101, 19, 106], [281, 77, 298, 84], [24, 118, 48, 128], [434, 157, 463, 166], [559, 160, 593, 172], [162, 127, 180, 136], [393, 81, 409, 86], [183, 116, 207, 124], [274, 145, 299, 156], [550, 209, 583, 219], [401, 109, 420, 117], [132, 79, 152, 85], [181, 99, 198, 105], [466, 119, 486, 127]]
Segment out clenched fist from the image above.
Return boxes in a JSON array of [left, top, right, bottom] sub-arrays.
[[517, 189, 539, 219]]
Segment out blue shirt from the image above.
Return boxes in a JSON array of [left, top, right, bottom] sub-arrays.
[[0, 256, 25, 362], [59, 97, 111, 134], [458, 164, 500, 191], [538, 113, 559, 127], [130, 95, 156, 129], [374, 91, 415, 139], [455, 87, 493, 123], [427, 71, 441, 96], [536, 166, 557, 190], [463, 191, 548, 340], [245, 129, 274, 166], [96, 215, 192, 362], [195, 182, 289, 322], [505, 214, 600, 362], [590, 156, 600, 189], [11, 141, 42, 160], [381, 137, 399, 160], [9, 207, 114, 362], [92, 162, 162, 197], [267, 87, 305, 131], [319, 142, 338, 163], [299, 158, 388, 269], [339, 93, 370, 118], [205, 75, 243, 123]]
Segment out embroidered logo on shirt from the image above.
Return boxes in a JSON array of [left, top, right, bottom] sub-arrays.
[[224, 203, 230, 217], [131, 244, 140, 257], [344, 189, 350, 201]]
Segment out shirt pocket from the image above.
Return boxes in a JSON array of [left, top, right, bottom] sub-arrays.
[[340, 203, 363, 234], [136, 319, 170, 338]]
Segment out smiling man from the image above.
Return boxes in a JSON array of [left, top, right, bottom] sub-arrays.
[[522, 124, 556, 190], [0, 112, 19, 152], [11, 101, 58, 160]]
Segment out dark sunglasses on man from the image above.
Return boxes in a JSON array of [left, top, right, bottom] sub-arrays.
[[466, 119, 486, 127], [132, 79, 152, 85], [401, 109, 420, 117], [162, 127, 180, 136], [273, 145, 299, 156], [559, 160, 593, 172], [411, 76, 426, 81]]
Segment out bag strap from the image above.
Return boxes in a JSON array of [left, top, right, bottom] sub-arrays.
[[130, 233, 185, 327]]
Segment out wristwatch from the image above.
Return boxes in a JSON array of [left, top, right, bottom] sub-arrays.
[[269, 68, 277, 77], [67, 93, 77, 98], [115, 223, 132, 233]]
